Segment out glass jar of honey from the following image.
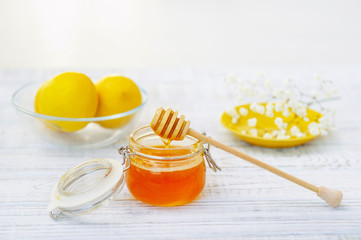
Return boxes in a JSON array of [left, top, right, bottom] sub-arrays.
[[124, 126, 206, 206], [48, 126, 220, 219]]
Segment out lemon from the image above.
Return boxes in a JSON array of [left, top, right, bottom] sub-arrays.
[[95, 76, 142, 128], [35, 72, 98, 132]]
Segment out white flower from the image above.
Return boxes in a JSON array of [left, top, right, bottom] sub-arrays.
[[256, 105, 265, 114], [237, 96, 243, 102], [223, 73, 236, 86], [325, 88, 338, 99], [276, 134, 290, 140], [320, 129, 328, 136], [273, 89, 281, 98], [250, 103, 258, 113], [247, 117, 257, 127], [225, 107, 239, 118], [292, 102, 307, 118], [282, 107, 290, 117], [308, 122, 321, 136], [290, 125, 305, 137], [271, 130, 280, 137], [250, 103, 265, 114], [232, 116, 239, 124], [275, 102, 283, 112], [239, 107, 248, 116], [266, 102, 274, 111], [242, 85, 254, 96], [265, 110, 274, 118], [312, 90, 320, 98], [241, 130, 247, 134], [314, 74, 321, 81], [258, 90, 267, 99], [285, 90, 295, 100], [263, 133, 273, 139], [274, 117, 284, 129], [288, 100, 297, 109], [264, 79, 273, 89], [290, 125, 300, 135], [303, 117, 310, 122], [249, 128, 258, 137], [237, 78, 244, 86]]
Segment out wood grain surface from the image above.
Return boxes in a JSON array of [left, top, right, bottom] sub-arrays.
[[1, 66, 360, 239]]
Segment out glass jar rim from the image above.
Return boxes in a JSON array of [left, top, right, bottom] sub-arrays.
[[129, 126, 204, 160]]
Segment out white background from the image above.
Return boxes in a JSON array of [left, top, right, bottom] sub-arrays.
[[1, 0, 361, 69]]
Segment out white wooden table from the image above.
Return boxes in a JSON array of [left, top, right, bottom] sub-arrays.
[[1, 66, 360, 239]]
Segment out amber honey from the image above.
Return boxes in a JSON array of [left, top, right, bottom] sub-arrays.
[[126, 126, 206, 206]]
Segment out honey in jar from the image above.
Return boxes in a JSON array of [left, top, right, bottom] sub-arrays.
[[126, 126, 206, 206]]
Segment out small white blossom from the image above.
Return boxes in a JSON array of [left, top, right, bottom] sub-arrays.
[[276, 134, 290, 140], [285, 90, 295, 100], [265, 102, 275, 118], [290, 125, 305, 137], [258, 90, 267, 99], [273, 89, 283, 98], [325, 88, 338, 99], [320, 129, 328, 136], [239, 107, 248, 116], [274, 117, 284, 129], [223, 73, 236, 86], [264, 79, 273, 89], [312, 90, 320, 98], [250, 103, 265, 114], [303, 117, 310, 122], [247, 117, 257, 127], [231, 116, 239, 124], [263, 133, 273, 139], [250, 103, 258, 113], [275, 102, 283, 112], [249, 128, 258, 137], [271, 130, 280, 137], [241, 130, 247, 134], [256, 105, 265, 114], [266, 102, 274, 112], [225, 107, 239, 118], [282, 107, 290, 117], [237, 96, 243, 102], [265, 110, 274, 118], [241, 85, 253, 96], [314, 74, 321, 81], [308, 122, 321, 136]]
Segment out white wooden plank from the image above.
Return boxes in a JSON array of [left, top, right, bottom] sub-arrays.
[[1, 66, 361, 239]]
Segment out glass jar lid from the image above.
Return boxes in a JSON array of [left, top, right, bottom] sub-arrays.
[[48, 158, 125, 220]]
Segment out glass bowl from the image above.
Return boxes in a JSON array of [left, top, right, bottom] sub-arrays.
[[12, 82, 148, 148]]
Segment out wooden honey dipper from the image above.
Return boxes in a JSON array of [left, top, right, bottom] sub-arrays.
[[151, 107, 343, 207]]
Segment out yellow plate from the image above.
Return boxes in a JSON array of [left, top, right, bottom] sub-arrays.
[[220, 103, 323, 148]]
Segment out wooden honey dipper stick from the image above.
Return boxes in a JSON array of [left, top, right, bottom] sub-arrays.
[[150, 107, 343, 207]]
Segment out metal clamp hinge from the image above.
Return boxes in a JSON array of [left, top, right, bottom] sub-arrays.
[[202, 133, 221, 172], [118, 146, 132, 172]]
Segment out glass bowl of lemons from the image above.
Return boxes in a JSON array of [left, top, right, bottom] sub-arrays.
[[12, 72, 148, 148]]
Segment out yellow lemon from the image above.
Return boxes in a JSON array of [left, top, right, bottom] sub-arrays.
[[35, 72, 98, 132], [95, 76, 142, 128]]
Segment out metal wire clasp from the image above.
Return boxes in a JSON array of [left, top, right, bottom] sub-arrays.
[[118, 146, 132, 172], [202, 132, 221, 172]]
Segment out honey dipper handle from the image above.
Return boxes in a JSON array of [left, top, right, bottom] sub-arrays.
[[188, 128, 343, 207]]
